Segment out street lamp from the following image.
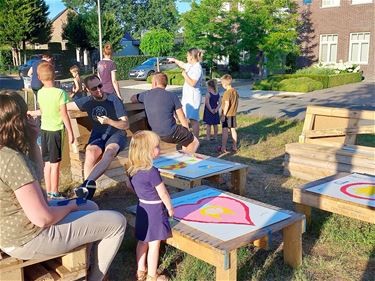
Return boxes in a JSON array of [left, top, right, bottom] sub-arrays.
[[97, 0, 103, 60]]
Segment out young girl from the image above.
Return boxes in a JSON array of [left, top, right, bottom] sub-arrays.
[[203, 79, 220, 140], [127, 130, 174, 281], [69, 65, 86, 100]]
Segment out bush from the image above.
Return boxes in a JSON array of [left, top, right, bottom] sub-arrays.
[[278, 77, 323, 92], [296, 67, 336, 75], [327, 72, 362, 87], [146, 68, 184, 85], [113, 55, 150, 80]]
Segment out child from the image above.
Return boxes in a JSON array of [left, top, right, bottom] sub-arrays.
[[203, 79, 220, 140], [218, 74, 239, 153], [69, 65, 86, 100], [127, 130, 173, 281], [28, 62, 75, 199]]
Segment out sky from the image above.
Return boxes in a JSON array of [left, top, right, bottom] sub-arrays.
[[45, 0, 192, 19]]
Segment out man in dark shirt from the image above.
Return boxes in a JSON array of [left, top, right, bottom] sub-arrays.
[[27, 53, 53, 98], [67, 74, 129, 199], [131, 72, 199, 153]]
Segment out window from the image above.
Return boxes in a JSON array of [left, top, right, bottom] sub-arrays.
[[352, 0, 372, 4], [349, 32, 370, 64], [321, 0, 340, 7], [319, 34, 338, 63]]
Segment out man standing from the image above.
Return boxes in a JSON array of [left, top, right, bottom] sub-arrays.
[[28, 53, 53, 98], [131, 72, 199, 153], [67, 75, 129, 199]]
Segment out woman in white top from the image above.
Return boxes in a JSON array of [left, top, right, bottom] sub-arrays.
[[169, 48, 204, 137]]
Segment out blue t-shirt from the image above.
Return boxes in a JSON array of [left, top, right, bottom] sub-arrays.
[[30, 60, 43, 91], [75, 94, 127, 136], [138, 88, 182, 137], [130, 166, 163, 201]]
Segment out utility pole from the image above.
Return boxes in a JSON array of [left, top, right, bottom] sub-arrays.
[[97, 0, 103, 60]]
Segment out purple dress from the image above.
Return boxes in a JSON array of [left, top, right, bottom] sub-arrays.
[[130, 166, 172, 242], [203, 92, 220, 125]]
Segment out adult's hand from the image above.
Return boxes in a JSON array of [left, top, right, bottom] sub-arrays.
[[97, 115, 110, 125], [167, 58, 176, 63]]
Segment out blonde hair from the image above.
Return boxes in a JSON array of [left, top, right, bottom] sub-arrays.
[[206, 79, 218, 93], [37, 61, 55, 81], [103, 43, 113, 56], [220, 74, 232, 86], [188, 48, 204, 62], [152, 72, 168, 88], [127, 130, 160, 177]]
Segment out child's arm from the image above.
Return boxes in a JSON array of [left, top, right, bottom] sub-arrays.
[[221, 101, 229, 122], [60, 104, 75, 144], [111, 71, 122, 100], [155, 182, 174, 217], [205, 94, 214, 113], [27, 109, 41, 117]]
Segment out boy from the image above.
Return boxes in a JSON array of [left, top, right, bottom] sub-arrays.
[[28, 62, 74, 199], [218, 74, 239, 153], [69, 65, 86, 100]]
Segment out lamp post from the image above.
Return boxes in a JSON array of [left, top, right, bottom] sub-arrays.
[[97, 0, 103, 60]]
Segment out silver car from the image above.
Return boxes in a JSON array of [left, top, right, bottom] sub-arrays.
[[128, 57, 177, 80]]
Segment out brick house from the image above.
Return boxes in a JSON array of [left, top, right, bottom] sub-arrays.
[[297, 0, 375, 80]]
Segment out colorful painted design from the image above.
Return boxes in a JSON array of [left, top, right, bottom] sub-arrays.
[[174, 196, 255, 225], [160, 162, 188, 170], [340, 182, 375, 201]]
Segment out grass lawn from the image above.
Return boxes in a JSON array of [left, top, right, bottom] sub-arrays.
[[90, 114, 374, 281]]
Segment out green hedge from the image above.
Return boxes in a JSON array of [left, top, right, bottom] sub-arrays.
[[326, 72, 362, 87], [113, 55, 150, 80], [146, 68, 184, 85], [278, 77, 323, 92]]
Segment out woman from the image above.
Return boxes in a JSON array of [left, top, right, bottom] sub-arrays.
[[169, 48, 204, 137], [0, 91, 126, 281], [97, 43, 122, 100]]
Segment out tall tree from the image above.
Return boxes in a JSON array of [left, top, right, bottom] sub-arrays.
[[62, 11, 91, 50]]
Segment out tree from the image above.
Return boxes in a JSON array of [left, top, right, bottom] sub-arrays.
[[62, 11, 91, 50], [0, 0, 51, 65]]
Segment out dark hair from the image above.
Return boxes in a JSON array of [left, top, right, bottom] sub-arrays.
[[0, 91, 30, 154], [42, 53, 52, 60], [83, 74, 101, 87], [152, 72, 168, 88]]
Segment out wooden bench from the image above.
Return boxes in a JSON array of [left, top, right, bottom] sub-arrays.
[[284, 106, 375, 181], [126, 186, 305, 281], [0, 245, 87, 281], [67, 103, 176, 189], [293, 173, 375, 225]]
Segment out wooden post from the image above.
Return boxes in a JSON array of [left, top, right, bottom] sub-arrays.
[[253, 235, 269, 250], [294, 203, 311, 226], [0, 268, 24, 281], [283, 220, 303, 268], [230, 168, 247, 195], [215, 249, 237, 281]]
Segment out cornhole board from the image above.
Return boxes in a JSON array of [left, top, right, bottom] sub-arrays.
[[293, 172, 375, 225], [153, 151, 248, 195], [126, 186, 305, 281]]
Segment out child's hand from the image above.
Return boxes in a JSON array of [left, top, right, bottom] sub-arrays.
[[68, 131, 75, 144], [221, 115, 226, 122], [168, 208, 174, 217], [97, 115, 109, 125]]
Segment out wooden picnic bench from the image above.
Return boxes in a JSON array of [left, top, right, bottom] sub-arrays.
[[126, 186, 305, 281], [284, 106, 375, 181], [0, 245, 87, 281]]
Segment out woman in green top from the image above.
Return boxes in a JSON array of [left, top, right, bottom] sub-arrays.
[[0, 91, 126, 281]]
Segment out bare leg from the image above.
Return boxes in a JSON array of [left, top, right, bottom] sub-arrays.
[[221, 128, 228, 152], [137, 241, 148, 277], [230, 128, 238, 150], [182, 136, 199, 154], [213, 125, 218, 139], [147, 240, 161, 278], [190, 119, 199, 138], [44, 161, 51, 193], [86, 144, 119, 181], [50, 162, 61, 194], [84, 145, 103, 179], [205, 125, 211, 140]]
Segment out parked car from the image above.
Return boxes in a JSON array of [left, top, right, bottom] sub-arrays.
[[128, 57, 177, 80]]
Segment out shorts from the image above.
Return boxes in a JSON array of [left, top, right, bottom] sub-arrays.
[[222, 116, 237, 128], [160, 125, 195, 147], [88, 130, 127, 154], [41, 130, 63, 163]]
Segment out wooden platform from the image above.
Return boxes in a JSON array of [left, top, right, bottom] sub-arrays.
[[0, 245, 87, 281], [157, 152, 248, 195], [293, 173, 375, 225], [126, 186, 305, 281], [284, 106, 375, 181]]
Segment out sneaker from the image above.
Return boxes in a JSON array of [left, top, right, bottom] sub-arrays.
[[74, 180, 96, 200], [49, 192, 66, 200]]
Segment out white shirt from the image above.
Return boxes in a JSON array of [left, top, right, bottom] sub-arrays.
[[181, 62, 203, 109]]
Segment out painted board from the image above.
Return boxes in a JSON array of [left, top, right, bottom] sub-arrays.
[[172, 188, 291, 241], [307, 173, 375, 207], [154, 151, 234, 179]]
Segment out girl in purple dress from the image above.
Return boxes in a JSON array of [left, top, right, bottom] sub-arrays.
[[127, 131, 174, 281], [203, 79, 220, 140]]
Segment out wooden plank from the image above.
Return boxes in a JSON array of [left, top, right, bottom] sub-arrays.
[[253, 236, 269, 250], [299, 112, 315, 143], [283, 219, 303, 268], [230, 167, 248, 195], [24, 263, 54, 281], [305, 105, 375, 120], [61, 245, 87, 272], [304, 125, 375, 138], [128, 111, 146, 125], [44, 259, 86, 281], [0, 268, 24, 281], [124, 103, 145, 111], [294, 203, 311, 226], [215, 249, 237, 281]]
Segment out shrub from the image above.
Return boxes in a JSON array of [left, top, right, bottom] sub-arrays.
[[327, 72, 362, 87], [146, 68, 184, 85], [278, 77, 323, 92], [113, 55, 150, 80], [296, 67, 336, 75]]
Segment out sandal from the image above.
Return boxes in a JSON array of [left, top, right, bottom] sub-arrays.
[[146, 274, 169, 281], [49, 192, 66, 199], [136, 270, 147, 281]]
